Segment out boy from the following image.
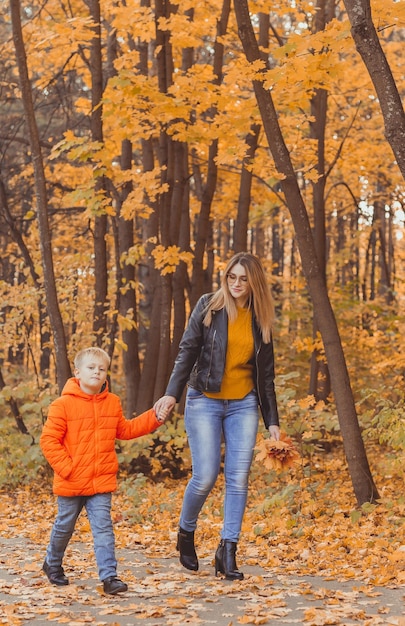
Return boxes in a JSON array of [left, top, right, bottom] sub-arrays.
[[40, 347, 166, 595]]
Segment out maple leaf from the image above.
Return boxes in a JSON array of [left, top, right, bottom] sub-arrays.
[[151, 245, 193, 275], [255, 432, 300, 473]]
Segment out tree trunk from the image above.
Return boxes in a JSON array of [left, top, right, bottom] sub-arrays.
[[375, 198, 393, 303], [118, 139, 141, 416], [191, 139, 219, 307], [153, 0, 175, 400], [137, 282, 162, 412], [10, 0, 71, 392], [171, 147, 190, 365], [104, 23, 140, 413], [234, 124, 261, 253], [308, 0, 335, 402], [86, 0, 109, 345], [136, 142, 161, 411], [135, 3, 161, 409], [234, 0, 379, 506], [386, 205, 395, 302], [342, 0, 405, 179], [308, 86, 330, 401], [191, 0, 231, 307], [170, 34, 193, 368]]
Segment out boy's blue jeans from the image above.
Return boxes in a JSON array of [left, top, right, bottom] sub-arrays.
[[45, 492, 117, 581], [180, 388, 259, 542]]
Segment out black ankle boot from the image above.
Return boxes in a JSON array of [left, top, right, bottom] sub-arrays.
[[176, 527, 198, 571], [42, 560, 69, 586], [215, 539, 244, 580], [103, 576, 128, 595]]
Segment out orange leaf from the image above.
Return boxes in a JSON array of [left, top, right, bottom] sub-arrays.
[[255, 432, 300, 473]]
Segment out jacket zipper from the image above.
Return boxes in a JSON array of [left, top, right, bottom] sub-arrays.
[[93, 399, 98, 491]]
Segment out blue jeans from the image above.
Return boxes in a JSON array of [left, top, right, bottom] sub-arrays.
[[45, 493, 117, 581], [179, 388, 259, 542]]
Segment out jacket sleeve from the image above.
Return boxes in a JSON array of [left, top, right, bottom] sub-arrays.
[[165, 294, 208, 400], [40, 400, 73, 479], [116, 407, 160, 440], [257, 337, 280, 428]]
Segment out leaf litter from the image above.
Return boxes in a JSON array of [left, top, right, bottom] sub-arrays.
[[0, 444, 404, 625]]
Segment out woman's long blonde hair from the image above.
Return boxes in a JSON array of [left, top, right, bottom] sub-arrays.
[[203, 252, 275, 343]]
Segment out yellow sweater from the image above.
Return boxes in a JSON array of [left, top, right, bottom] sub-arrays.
[[205, 306, 254, 400]]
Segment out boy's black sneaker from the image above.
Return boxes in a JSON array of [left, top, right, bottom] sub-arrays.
[[103, 576, 128, 595], [42, 560, 69, 586]]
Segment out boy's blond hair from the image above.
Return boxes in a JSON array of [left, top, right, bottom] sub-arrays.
[[74, 347, 110, 370]]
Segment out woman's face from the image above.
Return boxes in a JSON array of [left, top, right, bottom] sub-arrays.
[[226, 262, 250, 306]]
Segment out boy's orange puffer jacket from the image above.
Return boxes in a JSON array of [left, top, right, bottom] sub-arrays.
[[40, 378, 160, 497]]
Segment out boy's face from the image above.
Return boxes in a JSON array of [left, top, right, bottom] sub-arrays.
[[75, 356, 108, 395]]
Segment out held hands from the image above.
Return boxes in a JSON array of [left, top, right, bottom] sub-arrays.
[[268, 425, 280, 441], [154, 395, 176, 423]]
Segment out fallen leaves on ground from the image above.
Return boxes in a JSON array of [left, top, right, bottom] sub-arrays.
[[0, 444, 404, 624]]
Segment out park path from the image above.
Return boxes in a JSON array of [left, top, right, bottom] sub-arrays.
[[0, 535, 404, 625]]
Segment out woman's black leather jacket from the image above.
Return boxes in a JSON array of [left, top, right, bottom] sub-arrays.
[[165, 294, 279, 428]]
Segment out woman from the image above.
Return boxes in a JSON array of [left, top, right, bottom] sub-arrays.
[[154, 252, 280, 580]]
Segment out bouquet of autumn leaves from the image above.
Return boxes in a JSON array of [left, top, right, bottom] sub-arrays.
[[255, 432, 300, 473]]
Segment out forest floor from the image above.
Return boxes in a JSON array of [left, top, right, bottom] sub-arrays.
[[0, 534, 404, 626], [0, 442, 404, 625]]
